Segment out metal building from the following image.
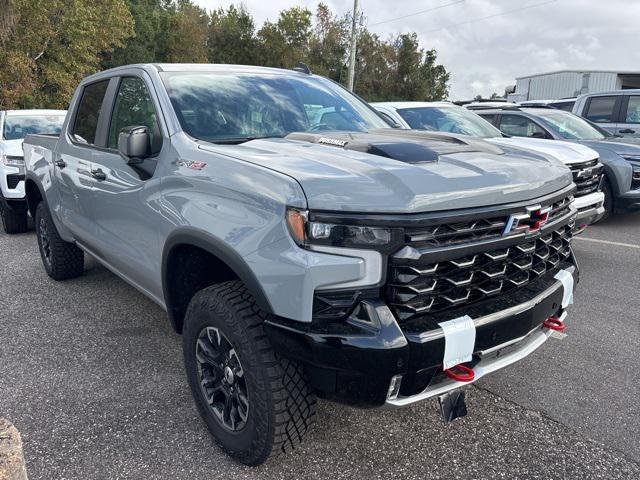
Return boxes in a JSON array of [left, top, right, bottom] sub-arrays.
[[506, 70, 640, 102]]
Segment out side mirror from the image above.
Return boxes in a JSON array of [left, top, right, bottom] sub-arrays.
[[530, 131, 547, 139], [118, 126, 151, 164]]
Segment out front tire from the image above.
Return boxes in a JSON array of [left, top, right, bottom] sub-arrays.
[[0, 206, 28, 234], [598, 178, 614, 222], [183, 280, 317, 466], [35, 202, 84, 280]]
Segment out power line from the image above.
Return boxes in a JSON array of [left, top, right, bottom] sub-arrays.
[[369, 0, 465, 27], [423, 0, 558, 33]]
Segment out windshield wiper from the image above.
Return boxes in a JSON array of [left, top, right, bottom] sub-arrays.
[[210, 136, 284, 145]]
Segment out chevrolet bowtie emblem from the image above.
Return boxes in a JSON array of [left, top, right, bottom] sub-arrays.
[[503, 205, 551, 236]]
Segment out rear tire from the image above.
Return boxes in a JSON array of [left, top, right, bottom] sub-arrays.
[[35, 202, 84, 280], [1, 206, 28, 234], [183, 280, 316, 466]]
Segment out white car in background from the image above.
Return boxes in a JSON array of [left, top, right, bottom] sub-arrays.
[[0, 110, 66, 233], [373, 101, 605, 230]]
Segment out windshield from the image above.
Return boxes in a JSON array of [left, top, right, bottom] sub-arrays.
[[396, 106, 501, 138], [160, 72, 389, 143], [2, 114, 66, 141], [534, 110, 607, 140]]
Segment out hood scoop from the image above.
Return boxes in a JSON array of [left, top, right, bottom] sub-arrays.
[[285, 129, 503, 164]]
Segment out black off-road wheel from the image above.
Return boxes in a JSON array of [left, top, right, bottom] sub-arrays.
[[0, 206, 28, 234], [183, 280, 317, 466], [34, 202, 84, 280]]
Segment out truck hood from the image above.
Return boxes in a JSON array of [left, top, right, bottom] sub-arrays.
[[200, 130, 572, 213], [578, 139, 640, 160], [488, 137, 599, 165], [0, 139, 24, 157]]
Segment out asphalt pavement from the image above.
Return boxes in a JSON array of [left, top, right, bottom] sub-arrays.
[[1, 212, 639, 479]]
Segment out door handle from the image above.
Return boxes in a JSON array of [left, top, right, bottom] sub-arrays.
[[619, 129, 636, 134], [91, 168, 107, 181], [55, 159, 66, 169]]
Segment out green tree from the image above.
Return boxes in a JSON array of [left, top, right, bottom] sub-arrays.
[[164, 0, 209, 63], [306, 4, 348, 82], [0, 0, 134, 109], [257, 7, 312, 68], [208, 5, 258, 65], [101, 0, 172, 68]]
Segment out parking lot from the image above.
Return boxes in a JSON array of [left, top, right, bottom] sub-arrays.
[[1, 213, 639, 480]]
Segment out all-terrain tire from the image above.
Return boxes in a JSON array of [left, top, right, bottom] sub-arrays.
[[183, 280, 317, 466], [34, 202, 84, 280], [597, 177, 614, 223], [1, 207, 28, 234]]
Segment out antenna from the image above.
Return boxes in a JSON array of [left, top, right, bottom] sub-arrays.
[[293, 62, 312, 75]]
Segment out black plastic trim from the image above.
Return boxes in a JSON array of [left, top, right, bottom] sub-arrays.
[[161, 228, 274, 331]]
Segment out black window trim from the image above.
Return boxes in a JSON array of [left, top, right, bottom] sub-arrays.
[[583, 95, 622, 124], [102, 74, 165, 155]]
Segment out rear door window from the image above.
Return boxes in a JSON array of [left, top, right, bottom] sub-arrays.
[[72, 80, 110, 145], [624, 96, 640, 123], [584, 96, 617, 123]]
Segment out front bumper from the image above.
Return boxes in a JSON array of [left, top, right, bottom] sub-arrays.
[[616, 188, 640, 212], [265, 263, 577, 408], [573, 191, 605, 230]]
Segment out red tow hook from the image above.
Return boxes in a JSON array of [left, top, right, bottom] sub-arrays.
[[444, 364, 475, 382], [543, 315, 565, 332]]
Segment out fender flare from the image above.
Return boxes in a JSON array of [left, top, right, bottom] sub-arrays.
[[24, 172, 46, 216], [161, 228, 274, 329]]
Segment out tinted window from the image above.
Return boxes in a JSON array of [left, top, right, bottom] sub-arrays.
[[477, 113, 498, 126], [377, 111, 398, 127], [2, 114, 66, 140], [108, 77, 161, 151], [624, 96, 640, 123], [160, 72, 388, 143], [72, 80, 110, 144], [499, 115, 547, 138], [397, 106, 501, 138], [585, 96, 617, 122]]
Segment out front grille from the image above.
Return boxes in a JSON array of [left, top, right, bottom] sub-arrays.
[[386, 197, 575, 323], [402, 194, 573, 249], [6, 174, 24, 189], [569, 159, 603, 197]]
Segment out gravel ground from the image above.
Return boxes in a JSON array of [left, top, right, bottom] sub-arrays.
[[1, 213, 639, 479]]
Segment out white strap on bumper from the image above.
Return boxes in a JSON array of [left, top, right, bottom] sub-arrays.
[[438, 315, 476, 370], [554, 269, 574, 308]]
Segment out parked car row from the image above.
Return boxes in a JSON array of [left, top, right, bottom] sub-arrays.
[[3, 63, 634, 466], [0, 110, 66, 233]]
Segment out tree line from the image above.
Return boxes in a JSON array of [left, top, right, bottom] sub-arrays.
[[0, 0, 450, 110]]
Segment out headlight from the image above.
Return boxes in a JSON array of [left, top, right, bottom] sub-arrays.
[[1, 155, 24, 166], [286, 208, 400, 250]]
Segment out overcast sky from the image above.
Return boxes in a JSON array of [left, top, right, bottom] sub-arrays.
[[193, 0, 640, 100]]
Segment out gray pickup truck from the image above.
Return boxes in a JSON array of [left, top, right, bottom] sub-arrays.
[[23, 64, 578, 465]]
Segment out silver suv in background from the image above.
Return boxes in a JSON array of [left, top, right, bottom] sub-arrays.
[[573, 90, 640, 139], [0, 110, 66, 233], [373, 101, 605, 230], [472, 106, 640, 218]]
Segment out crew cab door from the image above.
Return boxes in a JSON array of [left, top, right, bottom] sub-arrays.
[[55, 79, 111, 241], [581, 95, 621, 135], [87, 74, 166, 300]]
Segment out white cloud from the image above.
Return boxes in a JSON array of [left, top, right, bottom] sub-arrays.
[[193, 0, 640, 100]]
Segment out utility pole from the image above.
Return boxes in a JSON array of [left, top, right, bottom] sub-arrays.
[[347, 0, 359, 92]]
